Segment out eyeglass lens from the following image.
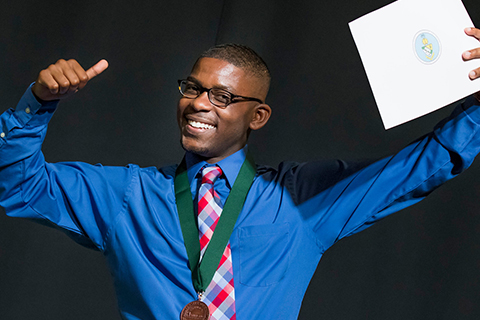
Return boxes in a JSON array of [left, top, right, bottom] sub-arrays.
[[179, 80, 231, 107]]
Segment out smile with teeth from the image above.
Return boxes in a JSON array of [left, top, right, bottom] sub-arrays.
[[188, 120, 216, 130]]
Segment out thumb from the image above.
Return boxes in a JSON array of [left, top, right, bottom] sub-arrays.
[[86, 59, 109, 80]]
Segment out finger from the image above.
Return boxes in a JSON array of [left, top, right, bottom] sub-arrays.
[[37, 69, 60, 95], [465, 27, 480, 41], [47, 64, 70, 95], [86, 59, 109, 80], [61, 63, 82, 94], [462, 48, 480, 61], [469, 67, 480, 80], [49, 63, 71, 95], [67, 59, 89, 90], [50, 60, 75, 95]]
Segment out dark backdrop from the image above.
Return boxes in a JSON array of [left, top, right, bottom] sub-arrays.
[[1, 1, 480, 319]]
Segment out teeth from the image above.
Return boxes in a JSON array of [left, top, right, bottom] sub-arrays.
[[188, 120, 215, 130]]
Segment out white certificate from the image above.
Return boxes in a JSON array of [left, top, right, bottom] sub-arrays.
[[349, 0, 480, 129]]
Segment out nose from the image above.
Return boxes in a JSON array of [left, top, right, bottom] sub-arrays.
[[190, 91, 214, 111]]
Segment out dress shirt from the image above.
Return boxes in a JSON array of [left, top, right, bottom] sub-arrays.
[[1, 85, 480, 319]]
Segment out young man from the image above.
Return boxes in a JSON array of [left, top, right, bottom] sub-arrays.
[[1, 29, 480, 320]]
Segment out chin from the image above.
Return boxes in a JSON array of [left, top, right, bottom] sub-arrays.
[[180, 139, 212, 158]]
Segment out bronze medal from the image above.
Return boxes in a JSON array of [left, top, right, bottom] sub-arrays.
[[180, 300, 210, 320]]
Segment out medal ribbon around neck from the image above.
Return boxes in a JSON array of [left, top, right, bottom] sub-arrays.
[[174, 152, 256, 293]]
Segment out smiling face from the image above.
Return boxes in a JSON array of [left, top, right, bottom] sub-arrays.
[[177, 57, 271, 163]]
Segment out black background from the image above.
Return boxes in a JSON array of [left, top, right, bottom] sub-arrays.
[[1, 1, 480, 319]]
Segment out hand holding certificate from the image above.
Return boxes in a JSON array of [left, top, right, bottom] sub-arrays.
[[463, 27, 480, 84], [349, 0, 480, 129]]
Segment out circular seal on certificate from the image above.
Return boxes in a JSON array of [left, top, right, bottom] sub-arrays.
[[413, 30, 441, 64], [180, 300, 210, 320]]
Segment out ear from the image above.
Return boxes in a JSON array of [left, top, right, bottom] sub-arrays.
[[249, 104, 272, 131]]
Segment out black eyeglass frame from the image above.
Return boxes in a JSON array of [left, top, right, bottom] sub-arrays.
[[177, 79, 263, 108]]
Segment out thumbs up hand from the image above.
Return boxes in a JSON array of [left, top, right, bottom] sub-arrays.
[[32, 59, 109, 101]]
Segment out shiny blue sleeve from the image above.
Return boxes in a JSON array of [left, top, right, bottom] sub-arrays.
[[0, 86, 133, 250], [287, 97, 480, 252]]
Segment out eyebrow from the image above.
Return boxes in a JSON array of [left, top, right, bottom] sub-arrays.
[[186, 76, 237, 94]]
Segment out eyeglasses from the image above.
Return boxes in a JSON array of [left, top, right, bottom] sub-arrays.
[[178, 79, 263, 108]]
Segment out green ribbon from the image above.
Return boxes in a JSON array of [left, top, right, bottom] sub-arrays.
[[174, 152, 256, 293]]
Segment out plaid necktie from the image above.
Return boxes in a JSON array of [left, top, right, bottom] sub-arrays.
[[197, 166, 236, 320]]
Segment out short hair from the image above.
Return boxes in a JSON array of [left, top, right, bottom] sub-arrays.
[[199, 43, 271, 86]]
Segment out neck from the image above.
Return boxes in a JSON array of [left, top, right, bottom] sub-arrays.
[[188, 147, 247, 164]]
